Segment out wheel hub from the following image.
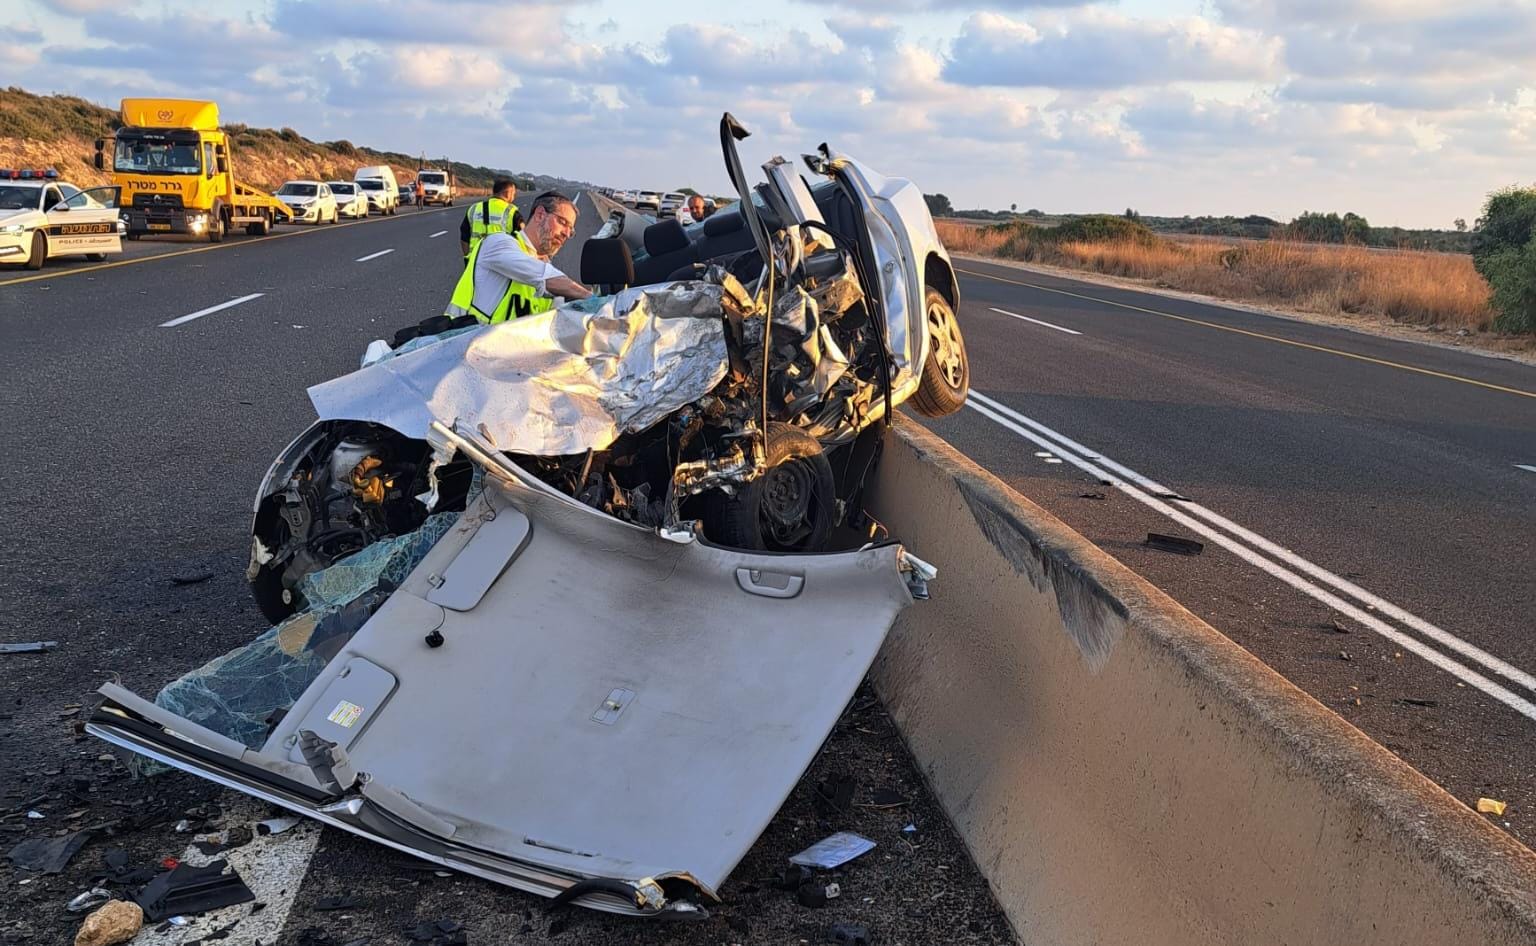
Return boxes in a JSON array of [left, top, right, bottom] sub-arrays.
[[928, 303, 965, 388], [760, 461, 815, 547]]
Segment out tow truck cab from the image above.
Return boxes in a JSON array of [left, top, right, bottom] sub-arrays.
[[95, 98, 293, 241]]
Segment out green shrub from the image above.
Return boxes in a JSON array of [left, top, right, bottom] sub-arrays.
[[1472, 186, 1536, 333], [1049, 214, 1156, 245]]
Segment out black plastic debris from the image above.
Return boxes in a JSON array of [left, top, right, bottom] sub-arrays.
[[797, 882, 830, 908], [135, 858, 255, 921], [7, 828, 93, 873], [868, 789, 908, 808], [0, 641, 57, 654], [828, 921, 871, 945], [406, 919, 468, 944], [1145, 532, 1204, 556], [99, 847, 158, 886], [814, 773, 856, 817], [192, 825, 254, 857], [170, 571, 216, 585], [316, 895, 364, 912], [1078, 491, 1107, 500], [777, 865, 814, 891], [1400, 698, 1439, 708]]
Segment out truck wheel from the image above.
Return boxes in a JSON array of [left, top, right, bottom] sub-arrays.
[[24, 231, 46, 270], [208, 211, 225, 243], [701, 422, 835, 553], [909, 286, 970, 418]]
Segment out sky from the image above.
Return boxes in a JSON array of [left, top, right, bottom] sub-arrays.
[[6, 0, 1535, 227]]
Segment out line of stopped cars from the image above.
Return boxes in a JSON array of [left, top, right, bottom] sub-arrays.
[[86, 115, 972, 918]]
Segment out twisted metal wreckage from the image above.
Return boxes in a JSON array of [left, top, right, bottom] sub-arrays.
[[87, 114, 970, 916]]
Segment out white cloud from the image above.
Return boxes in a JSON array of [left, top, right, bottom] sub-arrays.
[[944, 10, 1282, 90], [36, 0, 124, 13]]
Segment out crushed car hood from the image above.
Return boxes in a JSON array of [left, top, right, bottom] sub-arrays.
[[89, 454, 917, 915], [308, 282, 732, 456]]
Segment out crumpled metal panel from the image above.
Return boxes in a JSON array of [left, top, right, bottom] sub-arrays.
[[308, 283, 731, 456]]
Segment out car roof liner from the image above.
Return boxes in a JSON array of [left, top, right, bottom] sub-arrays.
[[90, 453, 917, 916]]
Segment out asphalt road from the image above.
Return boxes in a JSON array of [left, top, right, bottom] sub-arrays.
[[922, 256, 1536, 845], [0, 198, 1014, 945]]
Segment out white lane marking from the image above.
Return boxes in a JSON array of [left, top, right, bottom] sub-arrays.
[[987, 306, 1082, 335], [159, 293, 264, 328], [970, 391, 1536, 696], [131, 794, 322, 946], [965, 394, 1536, 723], [428, 230, 448, 238], [1517, 464, 1536, 474], [355, 248, 396, 262]]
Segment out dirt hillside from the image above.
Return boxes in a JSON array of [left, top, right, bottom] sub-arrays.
[[0, 87, 521, 194]]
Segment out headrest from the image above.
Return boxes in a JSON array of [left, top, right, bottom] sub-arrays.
[[580, 238, 635, 288], [702, 211, 743, 237], [643, 218, 690, 256]]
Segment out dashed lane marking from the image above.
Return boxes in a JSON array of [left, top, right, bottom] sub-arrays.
[[159, 293, 264, 328], [987, 306, 1082, 335]]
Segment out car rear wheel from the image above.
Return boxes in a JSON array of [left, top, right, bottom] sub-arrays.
[[86, 253, 107, 262], [909, 286, 969, 417], [702, 423, 835, 553], [24, 231, 45, 270]]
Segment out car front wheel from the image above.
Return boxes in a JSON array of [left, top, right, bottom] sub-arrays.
[[909, 286, 970, 417], [702, 422, 835, 553], [24, 231, 46, 270]]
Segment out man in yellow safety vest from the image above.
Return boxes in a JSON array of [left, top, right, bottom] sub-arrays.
[[445, 191, 591, 323], [459, 177, 524, 258]]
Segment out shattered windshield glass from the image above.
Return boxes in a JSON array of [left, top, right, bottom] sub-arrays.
[[149, 510, 462, 757]]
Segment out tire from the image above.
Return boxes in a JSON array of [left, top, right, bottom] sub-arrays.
[[86, 253, 107, 262], [126, 232, 141, 241], [701, 422, 835, 553], [208, 209, 225, 243], [909, 286, 970, 418], [24, 231, 45, 270], [250, 561, 302, 627]]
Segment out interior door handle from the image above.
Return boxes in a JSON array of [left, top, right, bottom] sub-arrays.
[[735, 567, 804, 599]]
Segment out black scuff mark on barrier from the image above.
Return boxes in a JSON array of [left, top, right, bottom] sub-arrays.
[[955, 477, 1128, 671]]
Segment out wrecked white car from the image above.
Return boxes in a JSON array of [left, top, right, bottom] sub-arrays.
[[87, 114, 964, 917]]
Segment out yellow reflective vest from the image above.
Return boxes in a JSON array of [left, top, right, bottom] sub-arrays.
[[445, 230, 553, 324], [464, 197, 516, 256]]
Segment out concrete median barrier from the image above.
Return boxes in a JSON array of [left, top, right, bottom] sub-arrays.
[[866, 418, 1536, 946]]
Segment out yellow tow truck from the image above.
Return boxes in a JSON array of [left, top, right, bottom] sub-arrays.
[[94, 98, 296, 242]]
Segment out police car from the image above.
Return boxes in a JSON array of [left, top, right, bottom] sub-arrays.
[[0, 169, 125, 270]]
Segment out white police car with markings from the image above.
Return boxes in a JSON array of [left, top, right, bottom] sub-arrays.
[[0, 169, 125, 271]]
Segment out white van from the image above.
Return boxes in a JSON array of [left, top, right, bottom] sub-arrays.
[[415, 168, 455, 206], [353, 165, 399, 215]]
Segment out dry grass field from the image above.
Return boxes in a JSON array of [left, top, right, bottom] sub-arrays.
[[937, 219, 1497, 335]]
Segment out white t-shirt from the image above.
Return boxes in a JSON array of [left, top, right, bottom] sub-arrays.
[[470, 231, 566, 316]]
